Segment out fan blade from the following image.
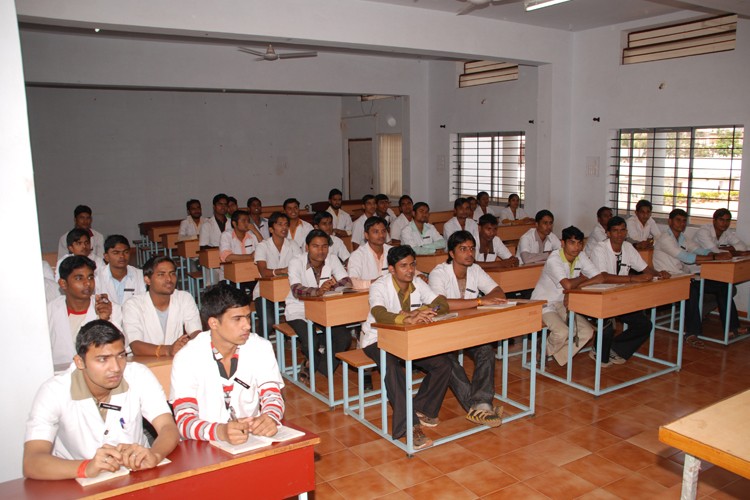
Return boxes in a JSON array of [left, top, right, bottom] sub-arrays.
[[457, 3, 484, 14], [277, 51, 318, 59], [237, 46, 266, 57]]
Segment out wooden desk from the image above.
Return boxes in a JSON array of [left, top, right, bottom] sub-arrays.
[[637, 247, 653, 267], [223, 260, 260, 283], [659, 389, 750, 500], [415, 252, 448, 274], [429, 210, 454, 235], [148, 225, 180, 245], [175, 239, 199, 259], [130, 356, 172, 396], [259, 276, 291, 303], [497, 223, 535, 242], [0, 428, 319, 500], [698, 257, 750, 345], [486, 263, 543, 293], [160, 232, 179, 261], [138, 219, 183, 238], [340, 234, 353, 252]]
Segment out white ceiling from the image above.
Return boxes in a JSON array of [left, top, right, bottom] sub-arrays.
[[362, 0, 748, 31]]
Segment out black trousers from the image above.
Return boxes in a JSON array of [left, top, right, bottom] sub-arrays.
[[288, 319, 352, 376], [686, 279, 739, 337], [599, 311, 652, 362], [364, 342, 452, 439]]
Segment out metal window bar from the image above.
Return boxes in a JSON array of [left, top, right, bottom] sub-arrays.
[[452, 132, 525, 203]]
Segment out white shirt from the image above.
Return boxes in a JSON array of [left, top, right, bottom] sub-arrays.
[[330, 234, 351, 263], [57, 228, 104, 260], [499, 206, 530, 222], [473, 206, 500, 221], [219, 230, 259, 262], [653, 231, 705, 274], [442, 217, 480, 244], [694, 224, 747, 253], [122, 291, 202, 347], [250, 217, 270, 241], [55, 254, 106, 282], [252, 238, 301, 300], [517, 228, 562, 265], [360, 275, 439, 348], [400, 222, 445, 251], [590, 240, 647, 276], [626, 215, 661, 242], [287, 220, 313, 253], [47, 296, 123, 368], [326, 206, 353, 236], [351, 214, 370, 248], [44, 261, 61, 303], [585, 224, 608, 257], [347, 243, 393, 289], [25, 362, 170, 460], [170, 331, 283, 423], [475, 236, 513, 262], [283, 253, 349, 322], [178, 216, 208, 241], [531, 250, 600, 312], [429, 262, 498, 300], [95, 264, 146, 306], [389, 213, 412, 241], [199, 216, 227, 247]]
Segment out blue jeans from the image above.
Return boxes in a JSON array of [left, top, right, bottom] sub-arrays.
[[448, 343, 496, 411]]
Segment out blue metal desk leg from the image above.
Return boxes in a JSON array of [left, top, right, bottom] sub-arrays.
[[405, 359, 414, 455]]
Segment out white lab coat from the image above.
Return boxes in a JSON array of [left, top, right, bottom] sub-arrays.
[[429, 262, 499, 300], [326, 206, 353, 235], [95, 264, 146, 305], [178, 216, 208, 241], [57, 228, 104, 260], [122, 291, 202, 347], [198, 216, 227, 247], [284, 253, 349, 322]]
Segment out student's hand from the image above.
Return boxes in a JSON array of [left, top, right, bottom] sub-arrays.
[[403, 309, 436, 325], [505, 256, 520, 267], [481, 297, 508, 306], [657, 271, 671, 280], [334, 229, 348, 238], [417, 274, 429, 284], [217, 421, 251, 444], [116, 443, 159, 471], [88, 444, 122, 476], [169, 335, 190, 357], [715, 252, 732, 261], [95, 294, 112, 321], [634, 241, 649, 250], [242, 415, 278, 437], [630, 273, 651, 283]]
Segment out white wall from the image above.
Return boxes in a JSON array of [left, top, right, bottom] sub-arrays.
[[0, 0, 53, 482]]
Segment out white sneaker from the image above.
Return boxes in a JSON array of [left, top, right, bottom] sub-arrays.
[[588, 349, 613, 367]]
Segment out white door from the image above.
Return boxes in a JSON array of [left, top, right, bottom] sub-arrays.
[[348, 139, 374, 199]]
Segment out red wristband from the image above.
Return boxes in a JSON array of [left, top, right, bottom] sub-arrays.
[[77, 459, 91, 478]]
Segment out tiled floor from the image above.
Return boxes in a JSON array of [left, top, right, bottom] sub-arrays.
[[282, 316, 750, 499]]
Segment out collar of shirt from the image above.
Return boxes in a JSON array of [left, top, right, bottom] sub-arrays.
[[70, 367, 129, 401], [367, 244, 386, 268], [391, 276, 416, 311], [558, 248, 580, 277], [305, 256, 326, 282], [534, 230, 547, 248]]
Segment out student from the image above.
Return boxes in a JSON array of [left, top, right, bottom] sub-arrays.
[[531, 226, 601, 366], [360, 246, 453, 450], [389, 195, 414, 243], [253, 212, 301, 335], [429, 231, 507, 427], [516, 210, 561, 265], [226, 196, 239, 220], [246, 196, 270, 241], [56, 205, 105, 260], [313, 211, 350, 264], [653, 209, 739, 347], [694, 208, 750, 256], [443, 197, 480, 243], [48, 256, 123, 368], [467, 196, 478, 220], [499, 193, 533, 224], [171, 284, 284, 443], [326, 188, 353, 237], [178, 199, 208, 242], [400, 202, 446, 255], [95, 234, 146, 306], [284, 197, 313, 252], [123, 256, 202, 358], [352, 194, 379, 250], [589, 217, 670, 366], [55, 228, 106, 281], [199, 193, 229, 248], [23, 320, 179, 480], [585, 206, 613, 257], [475, 214, 519, 268], [284, 230, 353, 382], [375, 193, 397, 226], [219, 210, 259, 263], [473, 191, 499, 221], [347, 216, 392, 290], [626, 199, 661, 249]]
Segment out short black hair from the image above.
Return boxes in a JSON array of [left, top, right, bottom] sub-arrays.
[[478, 214, 499, 227], [375, 194, 389, 204], [268, 211, 288, 227], [635, 199, 653, 211], [596, 206, 612, 218], [387, 245, 416, 267], [200, 283, 250, 325], [328, 188, 343, 199], [313, 211, 333, 226], [362, 194, 375, 204], [186, 199, 201, 211], [76, 320, 126, 358], [212, 193, 229, 206], [477, 191, 489, 199], [467, 196, 477, 203], [104, 234, 130, 253], [231, 209, 250, 225], [74, 205, 92, 217], [364, 216, 388, 233], [508, 193, 520, 202], [713, 208, 732, 220], [606, 216, 627, 231], [227, 196, 238, 205], [535, 209, 554, 223], [59, 255, 96, 281], [283, 198, 300, 209], [669, 208, 688, 219], [306, 229, 332, 246], [413, 202, 429, 213], [398, 195, 413, 205], [66, 228, 90, 248], [247, 196, 261, 207], [447, 231, 475, 264], [561, 226, 584, 241], [142, 255, 176, 278], [454, 197, 469, 209]]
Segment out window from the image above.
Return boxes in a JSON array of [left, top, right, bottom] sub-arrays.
[[610, 126, 743, 219], [378, 134, 402, 198], [451, 132, 526, 202], [459, 61, 519, 88]]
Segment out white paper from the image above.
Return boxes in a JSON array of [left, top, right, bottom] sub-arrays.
[[209, 425, 305, 455], [74, 458, 171, 487], [581, 283, 623, 290]]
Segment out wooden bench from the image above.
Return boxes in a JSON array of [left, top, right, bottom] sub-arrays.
[[336, 348, 380, 418], [273, 322, 300, 379]]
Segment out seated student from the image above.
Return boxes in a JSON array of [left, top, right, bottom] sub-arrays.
[[375, 194, 397, 227], [23, 320, 179, 480], [473, 191, 499, 221], [55, 228, 105, 281], [467, 196, 478, 220], [123, 256, 202, 358], [429, 231, 507, 427], [360, 245, 453, 450], [247, 196, 270, 241], [499, 193, 533, 224], [626, 199, 661, 249], [653, 209, 739, 347], [694, 208, 750, 256], [199, 193, 229, 249], [313, 211, 350, 264], [400, 202, 446, 255], [389, 195, 414, 244], [326, 188, 353, 237], [284, 197, 313, 252], [171, 284, 284, 443], [253, 212, 302, 335], [352, 194, 379, 250], [226, 197, 239, 221], [443, 197, 480, 243], [585, 206, 613, 257], [48, 256, 122, 368], [475, 214, 519, 268], [95, 235, 145, 306], [348, 216, 392, 290], [178, 199, 208, 241], [57, 205, 105, 260], [219, 210, 259, 263], [589, 216, 670, 366], [517, 209, 561, 265], [284, 230, 353, 382], [531, 226, 602, 366]]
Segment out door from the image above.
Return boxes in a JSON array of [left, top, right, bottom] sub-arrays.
[[348, 139, 374, 199]]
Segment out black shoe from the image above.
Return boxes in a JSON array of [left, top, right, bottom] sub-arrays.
[[363, 372, 373, 391]]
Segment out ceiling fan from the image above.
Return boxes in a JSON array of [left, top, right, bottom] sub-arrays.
[[237, 44, 318, 61]]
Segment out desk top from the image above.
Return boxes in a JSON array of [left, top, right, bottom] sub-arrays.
[[699, 256, 750, 284], [301, 290, 370, 326], [486, 263, 543, 293], [138, 220, 183, 237], [659, 389, 750, 479]]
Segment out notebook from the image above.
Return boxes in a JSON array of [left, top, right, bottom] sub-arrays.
[[209, 425, 305, 455], [75, 458, 171, 486], [477, 301, 517, 310]]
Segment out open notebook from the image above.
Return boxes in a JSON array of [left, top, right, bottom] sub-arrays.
[[209, 425, 305, 455], [75, 458, 171, 487]]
